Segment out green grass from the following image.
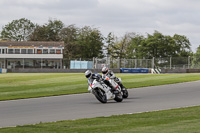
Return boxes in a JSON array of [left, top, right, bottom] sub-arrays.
[[1, 105, 200, 133], [1, 73, 200, 132], [1, 73, 200, 101]]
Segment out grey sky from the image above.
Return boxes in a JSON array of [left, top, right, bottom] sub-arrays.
[[0, 0, 200, 52]]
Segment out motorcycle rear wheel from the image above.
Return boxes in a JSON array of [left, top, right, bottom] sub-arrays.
[[122, 88, 128, 98], [93, 88, 107, 103], [114, 92, 123, 102]]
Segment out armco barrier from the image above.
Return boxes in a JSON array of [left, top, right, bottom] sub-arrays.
[[120, 68, 149, 73]]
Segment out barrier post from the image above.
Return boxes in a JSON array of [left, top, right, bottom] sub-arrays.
[[135, 59, 137, 68], [188, 56, 190, 69], [118, 57, 120, 69], [170, 57, 172, 69], [152, 57, 155, 69], [93, 57, 95, 69], [23, 58, 25, 69]]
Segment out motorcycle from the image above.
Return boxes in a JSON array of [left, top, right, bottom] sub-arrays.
[[88, 76, 123, 103]]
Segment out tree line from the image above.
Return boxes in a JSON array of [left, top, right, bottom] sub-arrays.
[[0, 18, 194, 59]]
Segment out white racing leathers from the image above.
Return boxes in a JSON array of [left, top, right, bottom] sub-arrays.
[[102, 70, 128, 98], [102, 70, 122, 90]]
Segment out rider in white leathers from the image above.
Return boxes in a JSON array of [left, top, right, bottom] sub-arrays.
[[101, 67, 126, 91]]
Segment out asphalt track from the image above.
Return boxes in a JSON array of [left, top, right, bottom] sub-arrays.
[[1, 81, 200, 128]]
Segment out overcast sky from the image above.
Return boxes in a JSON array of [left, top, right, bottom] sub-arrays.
[[0, 0, 200, 52]]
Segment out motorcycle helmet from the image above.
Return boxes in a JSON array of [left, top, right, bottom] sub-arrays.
[[102, 67, 108, 74], [85, 70, 92, 78]]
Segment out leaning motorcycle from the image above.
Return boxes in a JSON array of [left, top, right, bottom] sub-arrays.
[[88, 77, 123, 103]]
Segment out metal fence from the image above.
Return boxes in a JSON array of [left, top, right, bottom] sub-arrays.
[[94, 58, 153, 69], [63, 56, 195, 69], [154, 57, 190, 69], [2, 56, 200, 69]]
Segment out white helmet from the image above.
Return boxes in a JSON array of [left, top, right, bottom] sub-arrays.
[[85, 70, 92, 78], [102, 67, 108, 74]]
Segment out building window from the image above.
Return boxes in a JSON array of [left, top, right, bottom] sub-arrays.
[[56, 49, 61, 54], [0, 49, 1, 54], [2, 49, 5, 54], [21, 49, 26, 54], [28, 49, 33, 54], [24, 60, 34, 67], [43, 49, 48, 54], [8, 49, 14, 54], [50, 49, 55, 54], [15, 49, 20, 54], [37, 49, 42, 54]]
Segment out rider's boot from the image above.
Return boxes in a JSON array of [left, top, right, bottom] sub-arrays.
[[119, 83, 126, 90]]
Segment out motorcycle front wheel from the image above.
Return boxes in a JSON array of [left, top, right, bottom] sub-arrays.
[[93, 88, 107, 103]]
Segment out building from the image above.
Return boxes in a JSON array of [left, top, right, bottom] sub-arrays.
[[0, 41, 64, 69]]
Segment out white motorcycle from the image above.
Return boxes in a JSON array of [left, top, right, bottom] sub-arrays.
[[88, 77, 123, 103]]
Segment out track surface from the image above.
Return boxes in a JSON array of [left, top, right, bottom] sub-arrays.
[[1, 81, 200, 127]]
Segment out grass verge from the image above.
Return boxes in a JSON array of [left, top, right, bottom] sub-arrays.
[[1, 105, 200, 133], [1, 73, 200, 101]]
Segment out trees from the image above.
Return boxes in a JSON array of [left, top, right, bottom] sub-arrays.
[[60, 25, 104, 59], [145, 31, 166, 58], [60, 25, 79, 59], [0, 18, 193, 59], [75, 26, 104, 58], [29, 25, 47, 41], [106, 32, 134, 59], [0, 18, 64, 42], [143, 31, 179, 58], [115, 31, 192, 59], [106, 32, 115, 58], [105, 32, 119, 58], [29, 21, 104, 58], [126, 33, 146, 59], [0, 18, 35, 41], [191, 46, 200, 68], [172, 34, 191, 57], [29, 19, 64, 41]]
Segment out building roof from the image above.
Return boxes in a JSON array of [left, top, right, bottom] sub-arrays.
[[0, 41, 64, 47]]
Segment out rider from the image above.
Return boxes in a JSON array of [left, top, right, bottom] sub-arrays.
[[101, 66, 126, 91], [85, 70, 101, 85]]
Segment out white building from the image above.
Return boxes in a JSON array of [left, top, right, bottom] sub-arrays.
[[0, 41, 64, 69]]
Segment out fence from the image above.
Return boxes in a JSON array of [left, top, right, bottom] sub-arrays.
[[63, 57, 193, 69], [2, 56, 200, 69], [154, 57, 191, 69]]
